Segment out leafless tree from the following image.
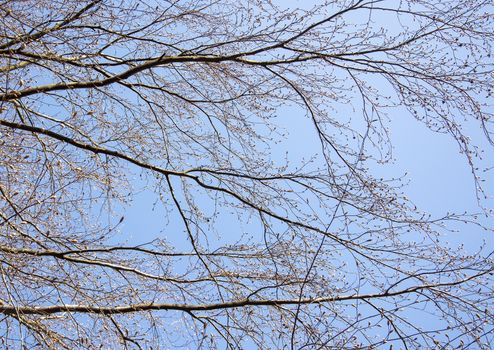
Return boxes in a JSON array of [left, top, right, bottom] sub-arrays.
[[1, 0, 493, 348]]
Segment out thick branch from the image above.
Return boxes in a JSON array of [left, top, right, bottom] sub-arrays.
[[0, 275, 487, 316]]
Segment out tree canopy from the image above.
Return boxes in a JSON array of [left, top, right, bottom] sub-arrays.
[[0, 0, 493, 348]]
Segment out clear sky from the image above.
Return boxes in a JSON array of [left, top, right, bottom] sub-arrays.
[[2, 1, 493, 348], [120, 93, 493, 254], [101, 2, 494, 347]]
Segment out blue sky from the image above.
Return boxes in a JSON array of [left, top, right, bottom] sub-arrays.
[[120, 94, 494, 253], [114, 97, 494, 348], [96, 1, 494, 347], [2, 0, 493, 348]]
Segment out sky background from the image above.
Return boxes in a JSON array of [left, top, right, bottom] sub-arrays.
[[115, 97, 494, 349], [119, 0, 494, 255], [1, 1, 493, 348], [107, 2, 494, 347], [120, 98, 494, 255]]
